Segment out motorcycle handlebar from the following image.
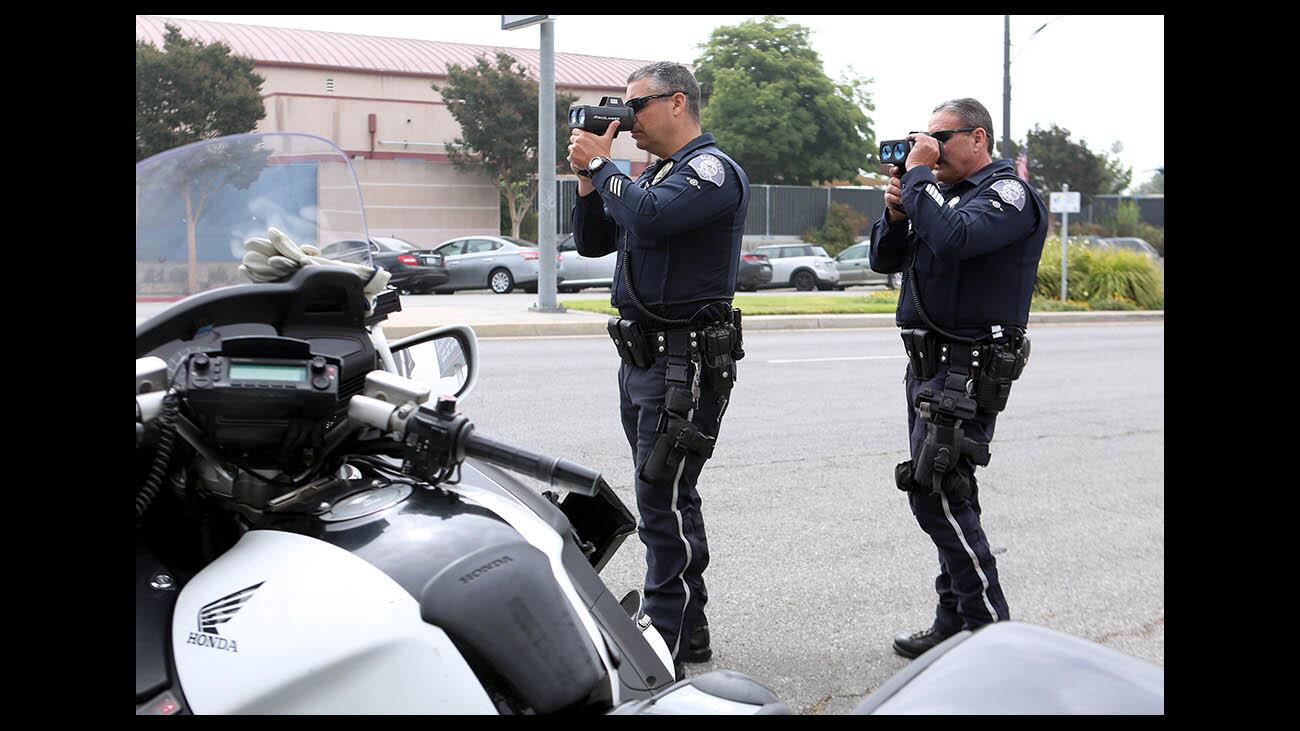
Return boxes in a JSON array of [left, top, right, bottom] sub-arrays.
[[348, 395, 606, 497], [463, 431, 605, 497]]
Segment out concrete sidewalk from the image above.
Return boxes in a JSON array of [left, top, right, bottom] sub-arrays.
[[379, 291, 1164, 339]]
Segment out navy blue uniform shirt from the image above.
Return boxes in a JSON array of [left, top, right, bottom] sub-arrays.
[[869, 159, 1048, 339], [571, 133, 750, 323]]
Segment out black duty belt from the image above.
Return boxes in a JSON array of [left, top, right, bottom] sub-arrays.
[[901, 327, 1029, 414]]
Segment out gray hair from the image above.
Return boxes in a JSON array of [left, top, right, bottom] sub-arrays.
[[932, 98, 995, 155], [627, 62, 701, 121]]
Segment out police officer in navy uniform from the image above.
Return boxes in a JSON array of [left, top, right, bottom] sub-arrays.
[[568, 62, 749, 680], [869, 98, 1047, 659]]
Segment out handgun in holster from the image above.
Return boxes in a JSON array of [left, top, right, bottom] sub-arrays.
[[906, 386, 990, 500], [639, 396, 716, 488]]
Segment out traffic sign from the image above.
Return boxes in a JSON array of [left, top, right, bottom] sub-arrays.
[[1050, 191, 1081, 213], [502, 15, 550, 30]]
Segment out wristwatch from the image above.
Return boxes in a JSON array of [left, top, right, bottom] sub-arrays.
[[581, 156, 610, 178]]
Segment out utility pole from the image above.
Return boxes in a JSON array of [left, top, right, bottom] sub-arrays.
[[534, 18, 560, 311], [1003, 15, 1012, 161]]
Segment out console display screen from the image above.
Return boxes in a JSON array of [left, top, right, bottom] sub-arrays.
[[229, 364, 307, 382]]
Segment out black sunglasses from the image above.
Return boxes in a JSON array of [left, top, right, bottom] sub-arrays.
[[910, 127, 979, 143], [626, 91, 685, 113]]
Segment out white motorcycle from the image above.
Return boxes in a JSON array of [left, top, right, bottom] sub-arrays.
[[135, 133, 1163, 715]]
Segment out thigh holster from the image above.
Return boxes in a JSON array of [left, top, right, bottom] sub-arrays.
[[908, 345, 992, 499], [637, 330, 716, 489]]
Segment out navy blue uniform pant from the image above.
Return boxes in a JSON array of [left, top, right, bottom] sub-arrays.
[[905, 365, 1011, 633], [619, 356, 725, 659]]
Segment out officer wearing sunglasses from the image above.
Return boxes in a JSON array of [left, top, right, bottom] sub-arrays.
[[868, 98, 1048, 660], [567, 61, 750, 681]]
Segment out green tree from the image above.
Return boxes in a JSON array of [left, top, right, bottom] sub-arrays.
[[136, 137, 269, 295], [435, 53, 576, 239], [137, 26, 266, 292], [1135, 168, 1164, 194], [136, 23, 266, 161], [694, 16, 875, 185], [1020, 124, 1130, 196]]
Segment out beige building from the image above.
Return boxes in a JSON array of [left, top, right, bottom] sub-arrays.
[[137, 16, 660, 248]]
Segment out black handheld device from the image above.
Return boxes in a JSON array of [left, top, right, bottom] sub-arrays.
[[568, 96, 634, 136], [880, 137, 946, 213]]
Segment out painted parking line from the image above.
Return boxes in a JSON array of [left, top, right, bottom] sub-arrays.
[[766, 355, 907, 364]]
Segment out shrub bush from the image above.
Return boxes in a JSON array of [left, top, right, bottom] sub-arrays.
[[1030, 297, 1090, 311], [1035, 237, 1091, 300], [1136, 222, 1164, 256], [803, 202, 869, 256], [1084, 249, 1163, 309], [1088, 293, 1140, 310], [1036, 235, 1163, 309]]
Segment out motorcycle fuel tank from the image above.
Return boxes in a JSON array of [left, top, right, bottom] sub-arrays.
[[172, 528, 497, 714]]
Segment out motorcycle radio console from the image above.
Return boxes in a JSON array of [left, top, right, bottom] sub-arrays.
[[179, 336, 343, 453]]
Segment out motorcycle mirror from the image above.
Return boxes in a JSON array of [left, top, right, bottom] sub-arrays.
[[389, 325, 479, 402]]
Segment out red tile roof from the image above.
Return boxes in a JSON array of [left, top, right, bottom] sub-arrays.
[[137, 16, 660, 91]]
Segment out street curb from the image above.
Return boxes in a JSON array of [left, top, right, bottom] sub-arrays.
[[381, 310, 1163, 340]]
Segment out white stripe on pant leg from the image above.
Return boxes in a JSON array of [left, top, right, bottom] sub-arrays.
[[668, 453, 692, 658], [940, 493, 1000, 623]]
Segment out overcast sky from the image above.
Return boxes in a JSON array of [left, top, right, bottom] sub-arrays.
[[158, 14, 1164, 191]]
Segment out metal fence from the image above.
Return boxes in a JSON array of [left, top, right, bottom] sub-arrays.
[[556, 179, 1163, 238], [1077, 194, 1164, 227], [555, 179, 885, 237]]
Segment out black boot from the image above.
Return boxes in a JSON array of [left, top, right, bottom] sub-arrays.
[[684, 624, 712, 663], [892, 624, 957, 659]]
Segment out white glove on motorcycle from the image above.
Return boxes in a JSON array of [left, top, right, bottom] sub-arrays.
[[240, 227, 391, 311]]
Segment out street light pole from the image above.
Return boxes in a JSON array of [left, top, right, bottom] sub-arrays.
[[1003, 16, 1063, 163], [1003, 15, 1012, 161]]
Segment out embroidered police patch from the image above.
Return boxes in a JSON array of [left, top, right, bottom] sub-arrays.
[[687, 154, 726, 186], [651, 160, 675, 186], [990, 179, 1026, 211]]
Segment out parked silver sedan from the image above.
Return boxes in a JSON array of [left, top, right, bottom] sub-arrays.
[[556, 234, 616, 292], [834, 241, 902, 290], [429, 235, 562, 294]]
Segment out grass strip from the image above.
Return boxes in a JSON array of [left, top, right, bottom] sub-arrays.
[[559, 291, 1160, 317], [560, 292, 902, 316]]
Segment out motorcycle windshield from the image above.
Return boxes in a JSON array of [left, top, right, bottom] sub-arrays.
[[136, 132, 370, 321]]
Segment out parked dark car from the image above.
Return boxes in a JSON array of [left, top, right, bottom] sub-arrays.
[[737, 251, 773, 291], [321, 236, 450, 295]]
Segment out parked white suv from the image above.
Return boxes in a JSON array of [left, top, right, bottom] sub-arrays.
[[752, 243, 841, 291]]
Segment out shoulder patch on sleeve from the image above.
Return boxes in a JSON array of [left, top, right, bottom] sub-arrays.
[[686, 154, 726, 187], [990, 179, 1026, 211]]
